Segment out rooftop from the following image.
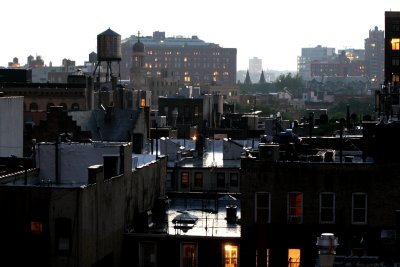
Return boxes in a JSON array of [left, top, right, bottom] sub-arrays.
[[152, 196, 241, 237]]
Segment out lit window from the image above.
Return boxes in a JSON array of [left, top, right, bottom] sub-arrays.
[[194, 172, 203, 188], [255, 192, 270, 224], [30, 221, 43, 234], [287, 192, 302, 224], [140, 98, 146, 107], [181, 172, 189, 188], [352, 193, 367, 224], [224, 244, 238, 267], [391, 38, 400, 50], [288, 249, 300, 267], [181, 242, 197, 267], [392, 74, 400, 82], [320, 193, 335, 223]]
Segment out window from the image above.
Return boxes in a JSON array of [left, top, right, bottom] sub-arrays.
[[391, 20, 400, 32], [391, 38, 400, 50], [181, 172, 189, 188], [30, 221, 43, 234], [256, 248, 269, 267], [287, 192, 302, 224], [181, 242, 197, 267], [230, 173, 239, 187], [224, 244, 238, 267], [55, 217, 72, 256], [29, 102, 38, 111], [194, 172, 203, 188], [255, 192, 270, 224], [392, 74, 400, 83], [288, 249, 300, 267], [217, 173, 225, 188], [71, 103, 80, 111], [139, 242, 157, 267], [352, 193, 367, 224], [47, 103, 55, 111], [320, 193, 335, 223]]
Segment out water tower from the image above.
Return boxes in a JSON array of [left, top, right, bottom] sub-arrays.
[[93, 28, 122, 82]]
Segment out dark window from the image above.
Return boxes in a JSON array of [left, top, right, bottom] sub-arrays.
[[29, 102, 38, 111], [320, 193, 335, 223], [230, 173, 239, 187], [256, 192, 270, 224], [352, 193, 367, 224], [71, 103, 80, 111], [194, 172, 203, 187], [217, 172, 225, 188], [47, 103, 55, 111]]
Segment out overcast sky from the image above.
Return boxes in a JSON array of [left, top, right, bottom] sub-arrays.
[[1, 0, 399, 71]]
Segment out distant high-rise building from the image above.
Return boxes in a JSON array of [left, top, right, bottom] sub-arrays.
[[365, 26, 384, 88], [121, 31, 237, 86], [248, 57, 263, 83], [384, 11, 400, 84], [249, 57, 262, 74], [297, 45, 336, 80]]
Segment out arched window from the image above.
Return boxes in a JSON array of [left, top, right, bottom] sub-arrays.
[[71, 103, 80, 111], [47, 103, 55, 112], [29, 102, 38, 111], [60, 103, 68, 111]]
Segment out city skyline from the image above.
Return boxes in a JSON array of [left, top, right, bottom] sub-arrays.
[[2, 0, 399, 71]]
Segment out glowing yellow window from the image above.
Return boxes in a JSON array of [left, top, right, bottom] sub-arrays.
[[391, 38, 400, 50], [224, 244, 238, 267], [140, 98, 146, 107], [288, 249, 300, 267]]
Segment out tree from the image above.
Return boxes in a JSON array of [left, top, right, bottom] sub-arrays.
[[259, 70, 266, 84], [275, 72, 304, 91], [244, 70, 252, 85]]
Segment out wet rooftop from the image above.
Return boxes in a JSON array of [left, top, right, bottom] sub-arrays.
[[153, 196, 241, 237]]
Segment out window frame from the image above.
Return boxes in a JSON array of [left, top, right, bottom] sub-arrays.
[[181, 242, 198, 267], [287, 192, 303, 224], [229, 173, 239, 187], [181, 171, 189, 188], [139, 241, 157, 267], [194, 172, 203, 188], [255, 192, 271, 224], [352, 193, 367, 224], [319, 192, 335, 224], [216, 172, 225, 188]]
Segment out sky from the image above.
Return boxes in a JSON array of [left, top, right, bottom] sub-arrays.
[[1, 0, 399, 72]]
